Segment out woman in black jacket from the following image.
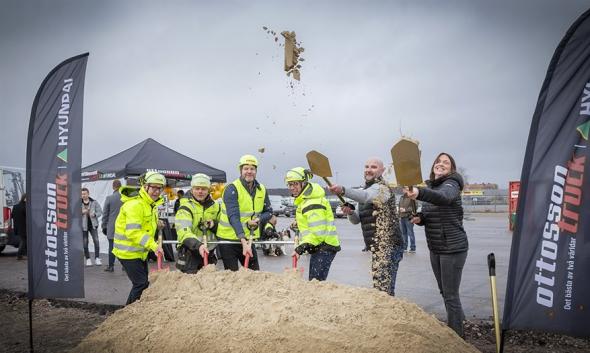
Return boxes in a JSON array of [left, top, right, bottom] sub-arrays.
[[405, 152, 468, 337]]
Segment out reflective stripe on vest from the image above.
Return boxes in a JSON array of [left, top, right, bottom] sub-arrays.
[[176, 219, 193, 228], [112, 187, 160, 261], [175, 196, 220, 251], [113, 243, 145, 253], [294, 185, 339, 248]]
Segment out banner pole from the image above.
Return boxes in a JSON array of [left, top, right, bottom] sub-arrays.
[[499, 329, 506, 353], [28, 298, 34, 353]]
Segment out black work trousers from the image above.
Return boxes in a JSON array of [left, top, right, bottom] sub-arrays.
[[217, 243, 259, 271], [119, 258, 149, 305]]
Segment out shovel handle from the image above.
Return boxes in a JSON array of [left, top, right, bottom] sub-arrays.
[[487, 253, 501, 353], [409, 199, 417, 217], [243, 224, 255, 269], [488, 253, 496, 276], [156, 230, 163, 270], [322, 177, 355, 210], [201, 224, 209, 267], [292, 255, 298, 268], [157, 250, 163, 270]]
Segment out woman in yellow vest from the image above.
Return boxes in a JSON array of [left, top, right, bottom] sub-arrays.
[[216, 155, 272, 271], [287, 167, 340, 281], [175, 173, 220, 273], [112, 171, 165, 305]]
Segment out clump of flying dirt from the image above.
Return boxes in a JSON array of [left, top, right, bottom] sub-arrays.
[[262, 26, 305, 85], [73, 268, 478, 353]]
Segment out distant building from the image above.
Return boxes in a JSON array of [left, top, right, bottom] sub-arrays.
[[465, 183, 498, 190]]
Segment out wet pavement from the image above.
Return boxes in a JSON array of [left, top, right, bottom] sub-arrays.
[[0, 213, 511, 320]]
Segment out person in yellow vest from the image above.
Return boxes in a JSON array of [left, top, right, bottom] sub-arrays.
[[286, 167, 341, 281], [112, 171, 166, 305], [174, 173, 220, 273], [216, 154, 272, 271]]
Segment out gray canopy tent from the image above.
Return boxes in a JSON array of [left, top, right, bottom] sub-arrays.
[[81, 138, 226, 262], [81, 138, 226, 185]]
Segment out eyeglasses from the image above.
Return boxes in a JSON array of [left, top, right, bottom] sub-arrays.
[[147, 184, 163, 192]]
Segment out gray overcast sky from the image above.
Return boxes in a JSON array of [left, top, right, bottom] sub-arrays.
[[1, 0, 588, 188]]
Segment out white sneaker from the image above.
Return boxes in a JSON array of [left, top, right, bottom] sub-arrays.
[[85, 258, 93, 267], [95, 258, 102, 266]]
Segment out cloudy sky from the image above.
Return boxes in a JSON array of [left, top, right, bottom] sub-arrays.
[[1, 0, 588, 188]]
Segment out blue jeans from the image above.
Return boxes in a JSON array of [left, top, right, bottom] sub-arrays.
[[83, 227, 100, 259], [430, 251, 467, 337], [309, 250, 336, 281], [400, 218, 415, 251]]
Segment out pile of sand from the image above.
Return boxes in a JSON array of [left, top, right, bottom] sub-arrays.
[[73, 268, 478, 353]]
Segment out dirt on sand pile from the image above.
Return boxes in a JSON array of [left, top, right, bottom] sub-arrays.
[[73, 268, 478, 353]]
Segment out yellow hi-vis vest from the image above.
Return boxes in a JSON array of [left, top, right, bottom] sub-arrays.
[[175, 195, 220, 251], [217, 179, 266, 240], [295, 182, 340, 248], [112, 186, 163, 261]]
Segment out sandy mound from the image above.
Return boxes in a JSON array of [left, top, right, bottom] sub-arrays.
[[73, 268, 478, 353]]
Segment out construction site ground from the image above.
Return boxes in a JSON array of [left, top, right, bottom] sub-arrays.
[[1, 213, 589, 352]]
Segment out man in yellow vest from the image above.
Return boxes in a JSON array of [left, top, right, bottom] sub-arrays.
[[174, 173, 220, 273], [216, 154, 272, 271], [287, 167, 340, 281], [112, 171, 165, 305]]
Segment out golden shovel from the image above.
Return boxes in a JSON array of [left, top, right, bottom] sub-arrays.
[[391, 138, 423, 214], [306, 150, 355, 210]]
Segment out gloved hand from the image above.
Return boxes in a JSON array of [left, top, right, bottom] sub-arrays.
[[289, 221, 299, 233], [294, 243, 316, 255], [102, 228, 107, 235]]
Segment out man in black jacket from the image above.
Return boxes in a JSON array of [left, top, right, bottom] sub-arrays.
[[101, 180, 122, 272], [12, 194, 27, 260], [328, 158, 404, 296]]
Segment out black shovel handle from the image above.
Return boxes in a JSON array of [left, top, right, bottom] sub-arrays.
[[487, 253, 496, 276], [322, 176, 355, 210]]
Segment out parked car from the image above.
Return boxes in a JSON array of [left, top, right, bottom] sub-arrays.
[[283, 205, 296, 217], [269, 195, 286, 216], [328, 197, 357, 218]]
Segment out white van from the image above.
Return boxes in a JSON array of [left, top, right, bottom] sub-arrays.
[[269, 195, 286, 216]]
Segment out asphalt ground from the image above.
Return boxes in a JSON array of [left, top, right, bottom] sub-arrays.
[[0, 213, 511, 321]]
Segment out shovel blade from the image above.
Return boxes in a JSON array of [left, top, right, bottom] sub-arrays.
[[306, 150, 333, 178], [391, 138, 423, 186]]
